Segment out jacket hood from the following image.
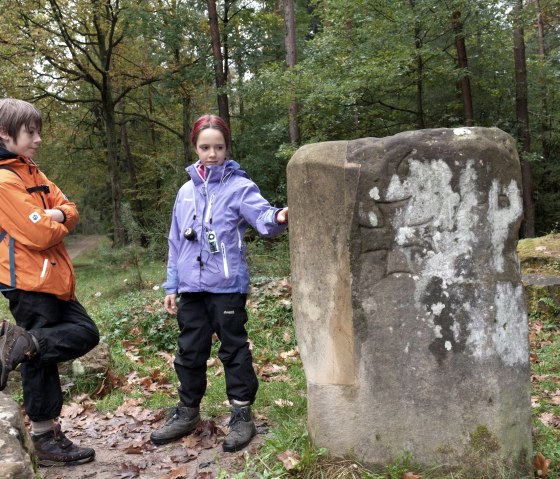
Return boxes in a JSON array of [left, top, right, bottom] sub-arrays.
[[186, 159, 250, 185], [0, 147, 17, 161]]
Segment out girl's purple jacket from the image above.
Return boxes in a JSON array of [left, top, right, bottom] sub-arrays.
[[163, 159, 287, 294]]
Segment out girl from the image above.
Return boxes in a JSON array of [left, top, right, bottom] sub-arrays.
[[151, 114, 288, 452]]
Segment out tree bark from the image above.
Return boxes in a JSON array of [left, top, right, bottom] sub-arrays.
[[284, 0, 300, 145], [513, 0, 535, 238], [103, 89, 126, 246], [535, 0, 550, 160], [409, 0, 425, 129], [207, 0, 230, 127], [452, 10, 474, 126]]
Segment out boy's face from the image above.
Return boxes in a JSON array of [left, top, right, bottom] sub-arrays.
[[0, 123, 42, 159]]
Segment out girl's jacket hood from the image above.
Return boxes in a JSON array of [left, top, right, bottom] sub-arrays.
[[163, 158, 287, 295], [0, 147, 79, 300]]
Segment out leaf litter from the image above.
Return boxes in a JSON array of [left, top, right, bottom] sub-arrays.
[[40, 278, 297, 479]]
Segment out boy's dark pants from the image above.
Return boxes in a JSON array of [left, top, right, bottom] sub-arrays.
[[2, 289, 99, 421], [174, 292, 259, 407]]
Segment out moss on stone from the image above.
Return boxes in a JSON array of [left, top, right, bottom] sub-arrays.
[[469, 425, 500, 454]]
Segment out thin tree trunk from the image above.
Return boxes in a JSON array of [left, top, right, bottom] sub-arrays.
[[103, 90, 126, 246], [513, 0, 535, 238], [452, 10, 474, 126], [118, 101, 147, 246], [535, 0, 550, 160], [410, 0, 425, 129], [284, 0, 300, 145], [207, 0, 230, 127], [181, 92, 192, 164]]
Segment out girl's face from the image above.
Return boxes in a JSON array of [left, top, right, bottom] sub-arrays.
[[195, 128, 227, 167], [0, 123, 42, 159]]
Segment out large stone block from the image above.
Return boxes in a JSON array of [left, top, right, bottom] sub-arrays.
[[0, 393, 35, 479], [287, 128, 532, 475]]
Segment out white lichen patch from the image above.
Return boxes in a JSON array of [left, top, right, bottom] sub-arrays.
[[487, 179, 522, 272], [384, 159, 479, 306], [453, 128, 472, 136], [492, 282, 528, 366], [368, 211, 378, 227], [431, 302, 445, 316], [369, 187, 380, 200], [445, 341, 452, 351]]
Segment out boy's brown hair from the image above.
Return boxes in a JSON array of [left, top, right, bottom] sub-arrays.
[[0, 98, 42, 148]]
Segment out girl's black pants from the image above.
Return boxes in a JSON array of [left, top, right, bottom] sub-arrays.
[[174, 292, 258, 407], [2, 289, 99, 421]]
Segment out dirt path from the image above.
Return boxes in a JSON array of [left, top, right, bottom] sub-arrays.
[[66, 234, 105, 260], [40, 409, 265, 479]]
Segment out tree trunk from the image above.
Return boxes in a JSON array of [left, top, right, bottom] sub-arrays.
[[452, 10, 474, 126], [284, 0, 300, 145], [409, 1, 425, 129], [118, 101, 147, 246], [181, 91, 192, 165], [513, 0, 535, 238], [103, 90, 126, 246], [207, 0, 230, 127], [535, 0, 550, 160]]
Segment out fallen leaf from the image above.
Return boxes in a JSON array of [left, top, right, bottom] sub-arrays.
[[274, 399, 294, 408], [534, 452, 551, 478], [277, 450, 300, 471], [170, 447, 199, 463], [157, 465, 189, 479], [403, 472, 422, 479], [117, 462, 141, 478]]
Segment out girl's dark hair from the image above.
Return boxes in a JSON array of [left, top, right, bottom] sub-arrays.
[[191, 114, 230, 150], [0, 98, 42, 147]]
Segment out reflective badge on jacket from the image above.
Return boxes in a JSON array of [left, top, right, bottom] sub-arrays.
[[29, 212, 41, 223]]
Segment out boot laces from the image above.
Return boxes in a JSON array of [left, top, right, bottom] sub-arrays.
[[229, 407, 249, 427]]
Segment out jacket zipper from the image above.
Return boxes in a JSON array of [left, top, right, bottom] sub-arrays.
[[221, 242, 229, 279]]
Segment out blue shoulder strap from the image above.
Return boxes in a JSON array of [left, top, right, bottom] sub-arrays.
[[0, 165, 19, 290], [0, 231, 15, 290]]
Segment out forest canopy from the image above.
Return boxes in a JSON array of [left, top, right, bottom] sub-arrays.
[[0, 0, 558, 247]]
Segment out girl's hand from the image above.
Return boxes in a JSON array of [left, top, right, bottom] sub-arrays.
[[277, 207, 289, 224], [164, 294, 178, 314]]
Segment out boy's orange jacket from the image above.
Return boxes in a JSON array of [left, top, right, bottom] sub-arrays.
[[0, 152, 78, 301]]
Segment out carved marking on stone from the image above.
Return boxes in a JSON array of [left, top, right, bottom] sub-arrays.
[[370, 158, 524, 364]]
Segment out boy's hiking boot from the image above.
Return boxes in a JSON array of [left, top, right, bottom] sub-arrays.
[[0, 320, 37, 391], [222, 402, 256, 452], [150, 404, 200, 445], [32, 423, 95, 466]]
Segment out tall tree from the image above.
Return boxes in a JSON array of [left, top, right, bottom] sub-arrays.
[[284, 0, 300, 145], [534, 0, 551, 160], [452, 10, 474, 126], [513, 0, 535, 237], [2, 0, 197, 245], [207, 0, 231, 127]]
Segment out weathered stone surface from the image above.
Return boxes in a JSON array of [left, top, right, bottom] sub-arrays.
[[58, 341, 111, 376], [0, 393, 35, 479], [287, 128, 532, 475]]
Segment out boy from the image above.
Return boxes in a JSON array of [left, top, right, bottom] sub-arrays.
[[0, 98, 99, 466]]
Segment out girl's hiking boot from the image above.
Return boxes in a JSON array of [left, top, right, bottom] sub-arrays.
[[150, 404, 200, 445], [32, 424, 95, 466], [222, 402, 256, 452], [0, 320, 37, 391]]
